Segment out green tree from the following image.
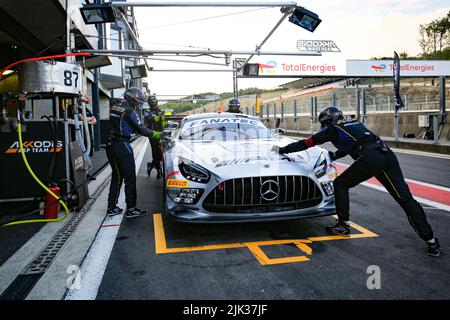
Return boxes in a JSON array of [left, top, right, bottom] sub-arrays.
[[418, 11, 450, 59]]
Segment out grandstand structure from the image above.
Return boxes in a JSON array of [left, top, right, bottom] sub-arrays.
[[185, 76, 449, 141]]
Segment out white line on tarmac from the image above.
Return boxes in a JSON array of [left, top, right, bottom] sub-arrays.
[[389, 147, 450, 160], [336, 161, 450, 191], [359, 181, 450, 213], [65, 138, 149, 300]]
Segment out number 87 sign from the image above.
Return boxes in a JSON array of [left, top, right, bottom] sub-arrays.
[[20, 61, 82, 95]]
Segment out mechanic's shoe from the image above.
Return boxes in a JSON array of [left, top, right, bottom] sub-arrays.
[[147, 161, 154, 176], [326, 221, 351, 236], [156, 168, 162, 179], [106, 206, 123, 217], [126, 207, 146, 219], [427, 238, 441, 257]]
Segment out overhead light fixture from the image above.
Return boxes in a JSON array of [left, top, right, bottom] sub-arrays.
[[243, 63, 260, 76], [2, 70, 14, 76], [80, 4, 116, 25], [129, 64, 147, 79], [288, 6, 322, 32]]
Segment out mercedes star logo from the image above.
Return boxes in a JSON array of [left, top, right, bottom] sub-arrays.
[[260, 179, 280, 201]]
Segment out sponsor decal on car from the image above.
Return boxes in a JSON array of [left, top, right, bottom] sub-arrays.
[[166, 179, 189, 188], [166, 170, 180, 179], [187, 118, 265, 128]]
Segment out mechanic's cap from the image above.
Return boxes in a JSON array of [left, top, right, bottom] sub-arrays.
[[318, 106, 344, 128], [124, 87, 146, 109], [148, 95, 158, 108]]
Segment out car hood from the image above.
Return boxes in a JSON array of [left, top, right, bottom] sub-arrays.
[[170, 137, 326, 177]]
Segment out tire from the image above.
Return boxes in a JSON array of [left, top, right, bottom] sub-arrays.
[[162, 158, 169, 215]]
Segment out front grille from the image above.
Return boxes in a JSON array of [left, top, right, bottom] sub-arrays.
[[203, 176, 322, 214]]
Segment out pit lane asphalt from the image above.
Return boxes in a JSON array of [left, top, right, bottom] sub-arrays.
[[96, 146, 450, 299]]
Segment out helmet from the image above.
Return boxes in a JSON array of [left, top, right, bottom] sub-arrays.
[[318, 106, 344, 128], [148, 95, 158, 109], [124, 87, 146, 109], [228, 98, 240, 113]]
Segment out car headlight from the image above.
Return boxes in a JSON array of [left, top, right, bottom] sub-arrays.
[[179, 159, 211, 183], [313, 154, 327, 178]]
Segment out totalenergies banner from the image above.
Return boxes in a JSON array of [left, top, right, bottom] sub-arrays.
[[251, 57, 347, 77], [243, 58, 450, 77], [347, 60, 450, 77]]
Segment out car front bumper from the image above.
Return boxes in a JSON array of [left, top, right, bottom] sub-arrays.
[[166, 198, 336, 223]]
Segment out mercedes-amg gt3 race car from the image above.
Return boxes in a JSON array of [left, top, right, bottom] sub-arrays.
[[162, 113, 337, 223]]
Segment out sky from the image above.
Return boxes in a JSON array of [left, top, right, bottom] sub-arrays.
[[132, 0, 449, 98]]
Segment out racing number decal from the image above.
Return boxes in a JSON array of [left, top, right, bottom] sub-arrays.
[[63, 70, 78, 88]]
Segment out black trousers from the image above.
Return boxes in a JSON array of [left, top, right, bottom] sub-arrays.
[[333, 147, 434, 241], [149, 137, 161, 170], [106, 140, 136, 210]]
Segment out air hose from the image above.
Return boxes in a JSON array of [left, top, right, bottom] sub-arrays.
[[1, 110, 70, 227]]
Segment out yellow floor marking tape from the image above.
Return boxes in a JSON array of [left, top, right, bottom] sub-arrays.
[[153, 213, 378, 265]]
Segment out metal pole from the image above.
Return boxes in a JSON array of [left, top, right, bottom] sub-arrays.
[[439, 76, 446, 124], [94, 53, 228, 66], [332, 92, 336, 106], [111, 1, 298, 8], [362, 88, 367, 126], [394, 109, 399, 140], [310, 97, 314, 134], [63, 99, 71, 195], [75, 49, 322, 57], [92, 0, 102, 152], [150, 69, 235, 72], [65, 0, 72, 62], [233, 69, 239, 99], [433, 114, 439, 144], [238, 9, 293, 71], [115, 9, 151, 71], [356, 88, 361, 121]]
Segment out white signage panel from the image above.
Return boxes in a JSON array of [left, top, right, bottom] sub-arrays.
[[347, 60, 450, 77], [249, 57, 347, 77]]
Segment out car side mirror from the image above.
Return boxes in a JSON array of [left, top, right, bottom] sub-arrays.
[[272, 128, 285, 135]]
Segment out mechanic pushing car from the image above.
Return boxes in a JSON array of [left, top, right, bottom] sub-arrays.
[[272, 106, 441, 257], [226, 98, 242, 113], [144, 95, 166, 179], [106, 88, 161, 218]]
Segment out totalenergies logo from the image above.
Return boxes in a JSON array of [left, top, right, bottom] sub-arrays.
[[259, 60, 277, 75], [371, 64, 387, 72]]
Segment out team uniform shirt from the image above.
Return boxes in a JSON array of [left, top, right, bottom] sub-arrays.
[[108, 100, 155, 141], [280, 119, 380, 160], [144, 108, 166, 133]]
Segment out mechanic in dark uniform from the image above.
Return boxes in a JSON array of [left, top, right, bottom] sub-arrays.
[[144, 95, 166, 179], [106, 88, 161, 218], [226, 98, 242, 113], [272, 106, 441, 256]]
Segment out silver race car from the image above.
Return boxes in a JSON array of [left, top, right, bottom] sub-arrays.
[[162, 113, 337, 223]]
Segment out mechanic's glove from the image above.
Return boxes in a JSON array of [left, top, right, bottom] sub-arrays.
[[152, 131, 161, 139], [271, 145, 287, 154], [328, 151, 336, 162]]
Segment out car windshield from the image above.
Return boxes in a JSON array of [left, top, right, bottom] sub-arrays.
[[179, 117, 273, 141]]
